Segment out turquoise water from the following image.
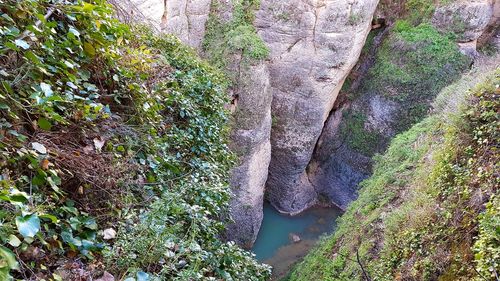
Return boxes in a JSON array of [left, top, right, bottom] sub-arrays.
[[251, 203, 342, 278]]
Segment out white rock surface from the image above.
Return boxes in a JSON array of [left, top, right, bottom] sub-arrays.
[[163, 0, 212, 49]]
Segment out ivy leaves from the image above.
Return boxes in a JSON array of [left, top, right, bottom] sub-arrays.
[[15, 214, 41, 239], [0, 246, 19, 280]]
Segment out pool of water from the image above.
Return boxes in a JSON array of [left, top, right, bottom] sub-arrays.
[[251, 203, 342, 279]]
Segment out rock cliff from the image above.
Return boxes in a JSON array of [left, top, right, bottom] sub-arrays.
[[307, 0, 498, 211], [255, 0, 379, 215]]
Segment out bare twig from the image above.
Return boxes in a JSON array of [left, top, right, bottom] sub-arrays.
[[356, 248, 372, 281]]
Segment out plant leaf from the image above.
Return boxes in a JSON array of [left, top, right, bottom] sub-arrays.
[[137, 271, 149, 281], [31, 142, 47, 154], [38, 118, 52, 131], [16, 214, 41, 238], [0, 245, 19, 270], [14, 39, 30, 50], [40, 82, 53, 97], [83, 42, 95, 56], [7, 235, 21, 247]]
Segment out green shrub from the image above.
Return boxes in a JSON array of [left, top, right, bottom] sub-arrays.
[[474, 196, 500, 279], [367, 22, 470, 132], [202, 0, 268, 82], [0, 0, 270, 279], [340, 111, 384, 156]]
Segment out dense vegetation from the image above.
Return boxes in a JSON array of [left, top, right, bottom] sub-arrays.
[[288, 68, 499, 280], [202, 0, 268, 82], [341, 20, 470, 156], [0, 0, 270, 280]]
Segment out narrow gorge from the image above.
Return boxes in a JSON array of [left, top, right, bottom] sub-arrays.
[[121, 0, 499, 251], [119, 0, 379, 248], [1, 0, 498, 280]]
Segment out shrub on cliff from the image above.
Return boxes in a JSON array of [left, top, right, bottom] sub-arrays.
[[202, 0, 268, 82], [0, 0, 270, 280], [341, 21, 470, 157]]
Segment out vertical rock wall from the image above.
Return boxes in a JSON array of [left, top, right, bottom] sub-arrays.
[[255, 0, 379, 215], [163, 0, 212, 49], [226, 61, 272, 248]]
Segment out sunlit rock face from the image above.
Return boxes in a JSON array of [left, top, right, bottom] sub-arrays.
[[432, 0, 495, 56], [432, 0, 494, 43], [120, 0, 211, 49], [124, 0, 165, 30], [254, 0, 379, 215], [225, 61, 273, 248], [163, 0, 212, 49]]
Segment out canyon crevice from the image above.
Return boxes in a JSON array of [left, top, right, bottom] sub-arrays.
[[254, 0, 379, 215]]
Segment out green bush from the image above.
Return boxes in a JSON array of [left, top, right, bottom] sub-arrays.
[[474, 196, 500, 279], [340, 111, 384, 156], [0, 0, 270, 279], [202, 0, 268, 82]]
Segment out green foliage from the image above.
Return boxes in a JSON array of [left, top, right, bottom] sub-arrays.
[[289, 70, 499, 281], [340, 111, 384, 156], [0, 0, 269, 279], [289, 116, 437, 281], [368, 22, 469, 129], [474, 196, 500, 279], [107, 184, 270, 280], [343, 22, 469, 157], [103, 30, 270, 280], [0, 0, 127, 127], [405, 0, 435, 25], [202, 0, 268, 82]]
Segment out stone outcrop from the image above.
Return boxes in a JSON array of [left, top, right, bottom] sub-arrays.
[[163, 0, 212, 49], [225, 61, 273, 248], [114, 0, 211, 49], [432, 0, 495, 56], [432, 0, 494, 43], [255, 0, 379, 215], [479, 0, 500, 48], [110, 0, 164, 30]]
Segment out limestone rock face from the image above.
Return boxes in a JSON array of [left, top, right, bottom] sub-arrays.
[[118, 0, 211, 49], [479, 0, 500, 48], [432, 0, 494, 43], [225, 62, 273, 248], [111, 0, 164, 30], [254, 0, 379, 215], [163, 0, 212, 49]]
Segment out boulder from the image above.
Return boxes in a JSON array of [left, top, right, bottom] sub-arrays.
[[289, 233, 301, 243], [432, 0, 494, 43]]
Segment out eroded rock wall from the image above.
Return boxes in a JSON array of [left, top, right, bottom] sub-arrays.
[[433, 0, 494, 56], [163, 0, 212, 49], [255, 0, 379, 214], [226, 62, 272, 248]]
